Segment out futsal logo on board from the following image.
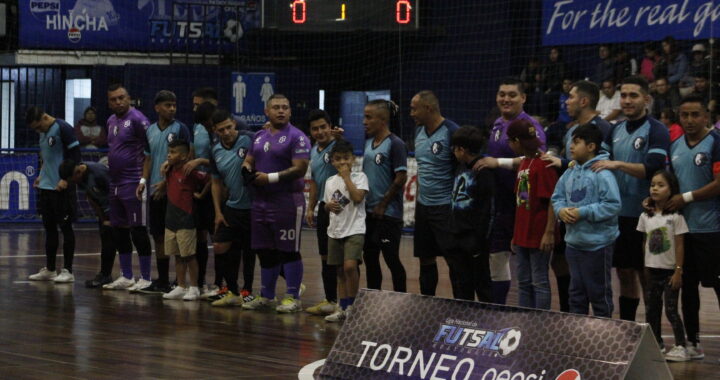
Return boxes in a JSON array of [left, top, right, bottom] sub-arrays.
[[433, 319, 522, 357]]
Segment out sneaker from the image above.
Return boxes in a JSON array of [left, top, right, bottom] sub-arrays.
[[306, 299, 338, 315], [53, 269, 75, 283], [138, 280, 171, 294], [300, 283, 306, 297], [325, 309, 346, 323], [201, 284, 220, 299], [28, 267, 57, 281], [687, 343, 705, 360], [128, 278, 152, 293], [85, 273, 113, 288], [207, 286, 229, 302], [163, 286, 187, 300], [240, 289, 256, 303], [665, 345, 690, 362], [103, 276, 135, 290], [276, 295, 302, 313], [183, 286, 200, 301], [242, 296, 276, 310], [211, 291, 243, 307]]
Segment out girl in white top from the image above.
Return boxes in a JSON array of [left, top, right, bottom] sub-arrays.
[[637, 170, 688, 362], [323, 140, 369, 322]]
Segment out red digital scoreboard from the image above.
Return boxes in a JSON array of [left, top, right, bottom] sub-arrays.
[[262, 0, 419, 31]]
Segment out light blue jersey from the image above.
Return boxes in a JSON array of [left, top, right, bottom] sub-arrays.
[[415, 119, 459, 206], [602, 117, 669, 217], [310, 140, 338, 202], [211, 135, 252, 210], [363, 134, 407, 219], [39, 120, 79, 190], [193, 123, 212, 172], [670, 131, 720, 233], [145, 120, 191, 187]]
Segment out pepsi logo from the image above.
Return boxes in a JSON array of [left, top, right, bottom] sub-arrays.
[[68, 27, 81, 43], [555, 369, 581, 380]]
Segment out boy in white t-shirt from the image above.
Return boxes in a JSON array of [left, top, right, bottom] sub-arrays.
[[323, 140, 369, 322], [637, 170, 689, 362]]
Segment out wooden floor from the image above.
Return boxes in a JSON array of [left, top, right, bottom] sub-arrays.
[[0, 225, 719, 379]]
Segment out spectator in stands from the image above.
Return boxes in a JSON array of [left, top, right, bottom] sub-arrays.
[[75, 106, 107, 149], [541, 47, 566, 94], [593, 44, 615, 84], [640, 42, 661, 83], [614, 47, 638, 84], [691, 72, 716, 112], [545, 78, 574, 151], [659, 36, 688, 87], [652, 77, 681, 119], [597, 79, 623, 123], [192, 87, 252, 132], [659, 107, 684, 143], [689, 43, 710, 80], [521, 56, 543, 116]]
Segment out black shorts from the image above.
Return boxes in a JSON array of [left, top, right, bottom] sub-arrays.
[[685, 232, 720, 287], [38, 188, 76, 223], [193, 192, 215, 232], [613, 216, 643, 270], [413, 203, 453, 258], [450, 232, 488, 258], [214, 206, 251, 247], [149, 196, 167, 237], [364, 215, 402, 254], [316, 202, 329, 257]]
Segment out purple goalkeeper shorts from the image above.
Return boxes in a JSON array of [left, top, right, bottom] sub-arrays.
[[109, 183, 147, 228], [251, 192, 305, 252]]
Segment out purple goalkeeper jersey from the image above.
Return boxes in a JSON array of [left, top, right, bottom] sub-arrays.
[[487, 111, 546, 213], [107, 108, 150, 186], [250, 123, 310, 195]]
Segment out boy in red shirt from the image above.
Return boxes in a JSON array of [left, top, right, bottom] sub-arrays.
[[508, 119, 558, 310], [158, 139, 209, 301]]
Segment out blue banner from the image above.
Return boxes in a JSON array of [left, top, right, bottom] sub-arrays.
[[542, 0, 720, 45], [231, 72, 275, 127], [20, 0, 261, 52], [0, 154, 38, 222]]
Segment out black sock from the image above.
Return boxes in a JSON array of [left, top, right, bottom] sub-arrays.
[[196, 239, 208, 288], [619, 296, 640, 321], [556, 275, 571, 313], [157, 257, 170, 284], [321, 259, 337, 302], [419, 263, 438, 296]]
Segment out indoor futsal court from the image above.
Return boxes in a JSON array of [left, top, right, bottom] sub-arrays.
[[0, 227, 718, 379], [4, 1, 720, 379]]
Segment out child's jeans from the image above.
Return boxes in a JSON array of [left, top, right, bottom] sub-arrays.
[[515, 246, 551, 309]]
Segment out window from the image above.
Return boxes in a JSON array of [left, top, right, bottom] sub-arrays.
[[1, 81, 15, 150], [65, 79, 92, 126]]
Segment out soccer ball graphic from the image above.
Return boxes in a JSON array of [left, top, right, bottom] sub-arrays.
[[224, 19, 244, 43], [497, 328, 521, 356]]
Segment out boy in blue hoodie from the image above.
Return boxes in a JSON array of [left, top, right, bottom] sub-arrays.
[[551, 124, 621, 317]]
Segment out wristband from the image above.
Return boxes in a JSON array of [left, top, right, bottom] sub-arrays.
[[497, 158, 514, 170], [139, 178, 147, 185], [268, 172, 280, 184], [682, 191, 694, 203]]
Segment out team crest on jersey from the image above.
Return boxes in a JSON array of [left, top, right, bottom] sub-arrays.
[[633, 137, 646, 150], [323, 152, 330, 163], [167, 133, 176, 143], [124, 120, 131, 128], [299, 136, 306, 147], [47, 136, 56, 147], [263, 141, 271, 152], [237, 148, 248, 158], [375, 153, 384, 165], [113, 125, 119, 136], [279, 136, 287, 144], [694, 152, 709, 166], [431, 141, 442, 155], [494, 129, 501, 141]]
